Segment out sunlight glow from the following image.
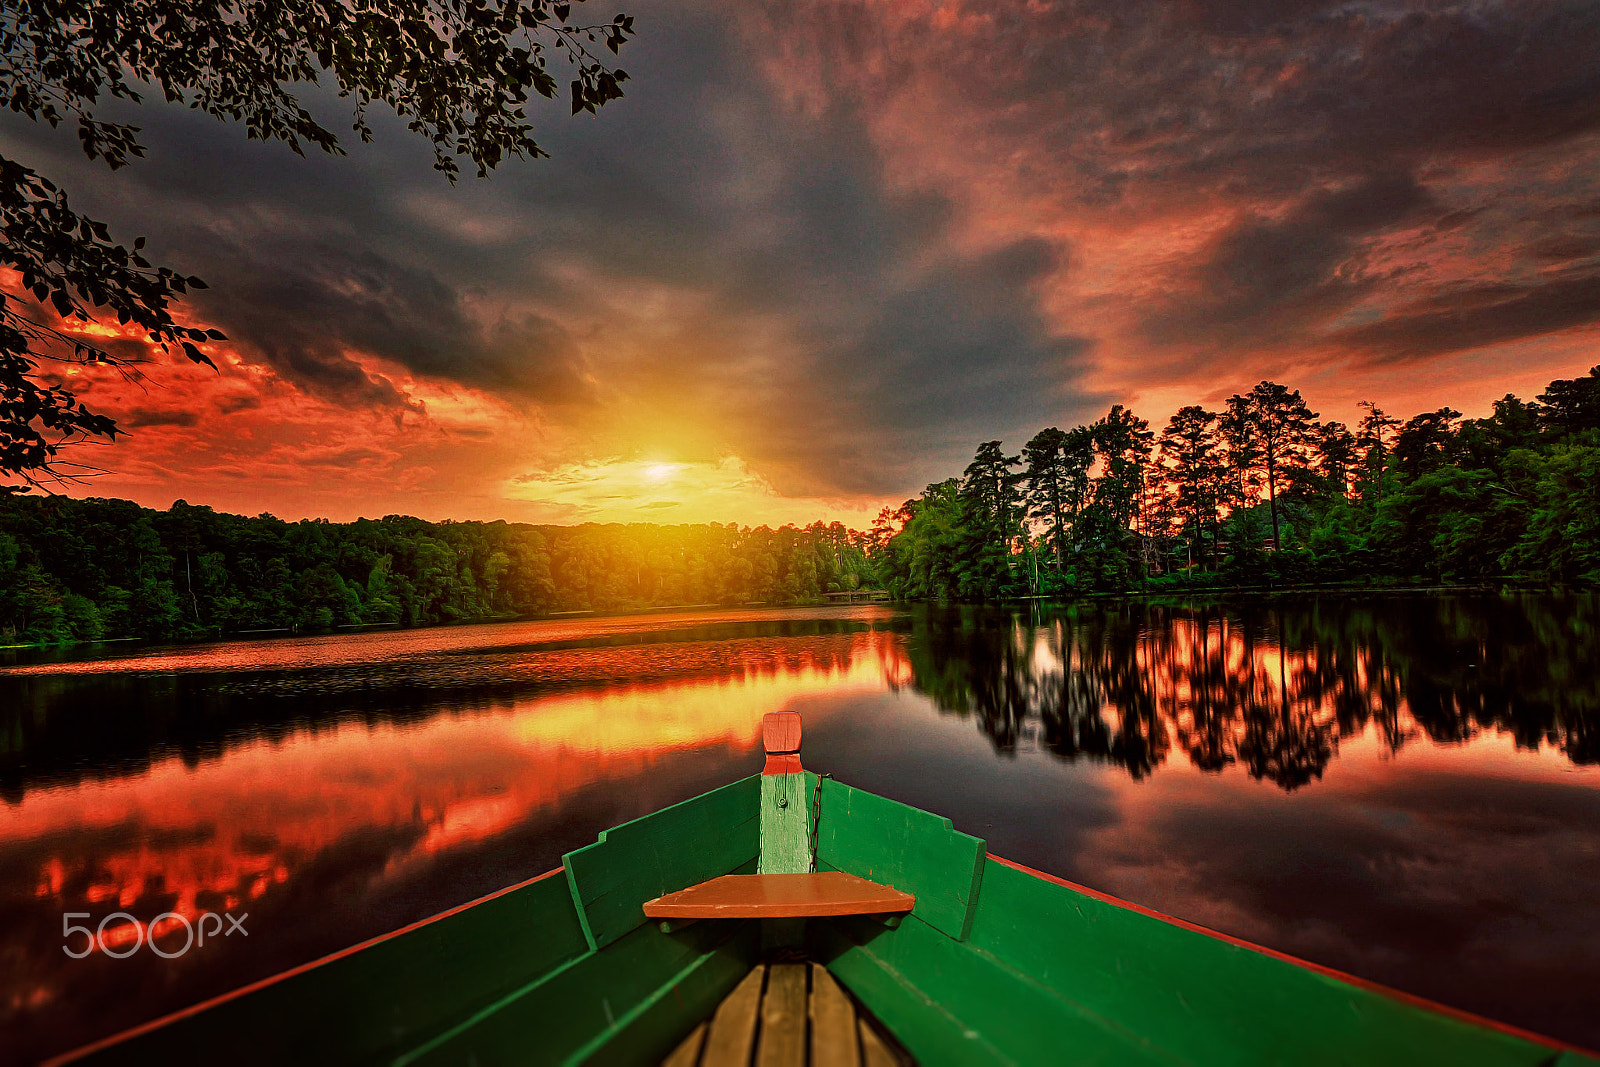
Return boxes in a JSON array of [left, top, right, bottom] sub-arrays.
[[642, 462, 681, 483], [507, 454, 883, 527]]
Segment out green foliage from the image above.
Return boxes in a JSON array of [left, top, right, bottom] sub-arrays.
[[1229, 381, 1320, 546], [0, 498, 876, 644], [905, 596, 1600, 777], [1155, 405, 1224, 568], [1500, 433, 1600, 581], [1020, 425, 1092, 569], [1536, 365, 1600, 435], [876, 365, 1600, 600]]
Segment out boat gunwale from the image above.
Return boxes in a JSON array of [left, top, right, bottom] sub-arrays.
[[986, 852, 1600, 1061], [42, 818, 1600, 1064], [41, 866, 568, 1067]]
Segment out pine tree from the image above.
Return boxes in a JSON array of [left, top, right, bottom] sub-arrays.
[[1157, 406, 1224, 568], [1233, 382, 1320, 548], [1316, 421, 1358, 499]]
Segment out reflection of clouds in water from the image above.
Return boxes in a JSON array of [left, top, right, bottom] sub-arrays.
[[6, 630, 900, 930], [209, 637, 896, 697], [0, 612, 906, 801], [4, 600, 1599, 1057], [0, 622, 906, 1063], [1075, 764, 1600, 1046]]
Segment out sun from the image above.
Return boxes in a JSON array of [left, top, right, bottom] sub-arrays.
[[641, 462, 681, 484]]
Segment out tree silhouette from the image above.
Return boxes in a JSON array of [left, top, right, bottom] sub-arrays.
[[1, 0, 633, 489], [1020, 426, 1097, 573], [1231, 382, 1319, 547], [1535, 365, 1600, 435], [1356, 401, 1400, 473], [1157, 405, 1223, 569]]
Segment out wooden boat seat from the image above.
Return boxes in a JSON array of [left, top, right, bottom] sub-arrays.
[[643, 873, 914, 920]]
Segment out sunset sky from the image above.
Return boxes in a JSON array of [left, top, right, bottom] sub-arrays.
[[5, 0, 1600, 526]]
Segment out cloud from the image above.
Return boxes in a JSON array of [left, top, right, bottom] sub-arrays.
[[7, 0, 1600, 517], [2, 0, 1097, 505], [1333, 271, 1600, 363], [507, 454, 879, 526], [763, 0, 1600, 404], [1082, 766, 1600, 1041], [1141, 172, 1439, 347], [122, 407, 201, 429]]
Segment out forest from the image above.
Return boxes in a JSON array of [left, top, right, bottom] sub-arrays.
[[0, 503, 875, 644], [874, 364, 1600, 599], [1, 364, 1596, 645]]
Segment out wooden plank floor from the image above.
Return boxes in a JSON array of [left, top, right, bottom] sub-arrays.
[[662, 962, 911, 1067]]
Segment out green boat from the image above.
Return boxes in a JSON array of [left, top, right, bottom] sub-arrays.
[[51, 713, 1597, 1067]]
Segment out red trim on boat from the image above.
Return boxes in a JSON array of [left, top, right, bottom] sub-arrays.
[[44, 866, 568, 1066], [762, 753, 803, 775], [986, 853, 1597, 1058]]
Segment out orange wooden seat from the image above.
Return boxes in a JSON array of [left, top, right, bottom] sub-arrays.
[[643, 873, 915, 920]]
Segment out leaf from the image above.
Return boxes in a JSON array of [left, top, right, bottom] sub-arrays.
[[180, 341, 217, 369], [0, 0, 638, 484]]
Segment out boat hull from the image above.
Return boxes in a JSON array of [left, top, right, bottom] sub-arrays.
[[55, 773, 1598, 1066]]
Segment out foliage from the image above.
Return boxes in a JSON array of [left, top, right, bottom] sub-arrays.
[[873, 365, 1600, 600], [1228, 381, 1320, 546], [1155, 405, 1224, 568], [0, 497, 873, 644], [8, 365, 1598, 641], [1, 0, 632, 488], [1019, 425, 1091, 570]]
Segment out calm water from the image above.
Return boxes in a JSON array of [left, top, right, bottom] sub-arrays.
[[3, 596, 1599, 1062]]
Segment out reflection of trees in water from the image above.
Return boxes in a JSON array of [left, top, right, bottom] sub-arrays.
[[0, 617, 902, 802], [903, 595, 1600, 790]]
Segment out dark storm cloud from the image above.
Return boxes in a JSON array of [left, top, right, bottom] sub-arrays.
[[1142, 172, 1438, 346], [956, 0, 1600, 188], [789, 235, 1089, 493], [212, 394, 262, 415], [191, 236, 588, 406], [393, 8, 1098, 493], [769, 0, 1600, 372], [7, 0, 1600, 507], [1334, 271, 1600, 362], [546, 84, 1093, 493], [1095, 770, 1600, 1042], [0, 0, 1096, 496], [0, 102, 593, 411]]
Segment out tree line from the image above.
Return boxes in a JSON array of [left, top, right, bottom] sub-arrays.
[[4, 364, 1596, 644], [874, 365, 1600, 599], [0, 499, 874, 644]]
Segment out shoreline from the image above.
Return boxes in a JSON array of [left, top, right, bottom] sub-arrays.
[[0, 598, 893, 654], [6, 582, 1596, 654]]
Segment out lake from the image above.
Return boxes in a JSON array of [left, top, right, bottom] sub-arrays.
[[3, 594, 1598, 1062]]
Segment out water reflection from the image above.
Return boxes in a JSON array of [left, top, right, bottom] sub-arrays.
[[0, 609, 902, 1064], [901, 595, 1600, 787], [0, 610, 905, 801], [2, 597, 1598, 1062]]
